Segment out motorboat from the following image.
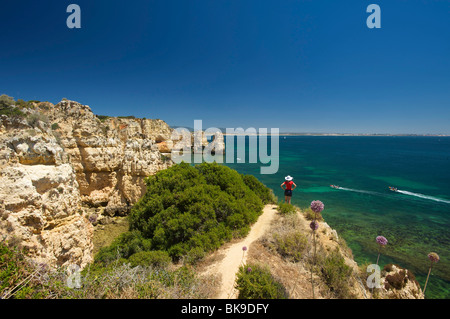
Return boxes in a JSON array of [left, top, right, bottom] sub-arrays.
[[389, 186, 398, 192], [330, 185, 340, 189]]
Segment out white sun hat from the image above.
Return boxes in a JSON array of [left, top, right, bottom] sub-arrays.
[[285, 175, 293, 181]]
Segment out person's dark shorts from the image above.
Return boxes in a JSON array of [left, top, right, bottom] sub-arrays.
[[284, 189, 292, 197]]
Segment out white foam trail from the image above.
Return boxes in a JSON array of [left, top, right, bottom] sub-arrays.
[[336, 187, 414, 202], [338, 187, 379, 195], [333, 186, 450, 205], [396, 190, 450, 204]]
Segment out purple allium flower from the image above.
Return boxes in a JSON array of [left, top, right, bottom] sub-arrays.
[[310, 221, 319, 231], [376, 236, 388, 246], [310, 200, 324, 213], [242, 246, 247, 251], [424, 252, 440, 294], [247, 267, 252, 273], [428, 252, 440, 263]]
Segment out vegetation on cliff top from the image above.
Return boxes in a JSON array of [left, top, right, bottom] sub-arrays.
[[0, 241, 217, 299], [235, 263, 288, 299], [95, 162, 276, 265]]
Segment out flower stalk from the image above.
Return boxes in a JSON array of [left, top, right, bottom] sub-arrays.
[[309, 200, 324, 299], [423, 252, 439, 295], [375, 236, 388, 266]]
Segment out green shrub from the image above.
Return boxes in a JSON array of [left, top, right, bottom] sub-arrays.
[[304, 208, 324, 221], [277, 202, 296, 215], [0, 242, 25, 296], [0, 95, 27, 118], [235, 263, 288, 299], [0, 94, 15, 108], [15, 99, 28, 108], [0, 107, 26, 118], [184, 246, 206, 264], [128, 250, 171, 268], [0, 242, 46, 299], [96, 115, 110, 122], [51, 123, 60, 130], [1, 241, 215, 299], [95, 230, 153, 264], [160, 154, 171, 162], [318, 249, 353, 298], [27, 113, 49, 127], [273, 231, 308, 262], [242, 174, 276, 204], [124, 162, 268, 261]]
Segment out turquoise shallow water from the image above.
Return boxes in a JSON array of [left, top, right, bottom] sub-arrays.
[[221, 136, 450, 299]]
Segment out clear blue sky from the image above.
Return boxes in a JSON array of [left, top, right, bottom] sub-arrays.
[[1, 0, 449, 134]]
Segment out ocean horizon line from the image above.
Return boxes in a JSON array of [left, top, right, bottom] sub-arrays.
[[221, 133, 450, 137]]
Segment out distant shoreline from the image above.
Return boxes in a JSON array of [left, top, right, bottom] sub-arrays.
[[169, 126, 449, 137], [221, 133, 450, 137]]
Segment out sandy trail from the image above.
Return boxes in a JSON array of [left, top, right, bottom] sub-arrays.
[[201, 204, 278, 299]]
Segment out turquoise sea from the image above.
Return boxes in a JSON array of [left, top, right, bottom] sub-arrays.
[[221, 136, 450, 299]]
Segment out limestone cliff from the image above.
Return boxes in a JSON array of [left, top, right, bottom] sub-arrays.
[[0, 99, 222, 269]]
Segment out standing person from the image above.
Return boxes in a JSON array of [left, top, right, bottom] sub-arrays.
[[281, 175, 296, 204]]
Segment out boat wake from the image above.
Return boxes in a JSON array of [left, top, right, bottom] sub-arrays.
[[337, 187, 380, 196], [396, 190, 450, 204], [332, 185, 450, 205]]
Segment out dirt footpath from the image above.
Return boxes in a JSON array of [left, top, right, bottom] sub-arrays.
[[199, 204, 278, 299]]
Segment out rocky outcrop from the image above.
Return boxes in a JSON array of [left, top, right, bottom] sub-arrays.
[[379, 264, 424, 299], [0, 99, 224, 269], [0, 127, 93, 268], [45, 100, 174, 215]]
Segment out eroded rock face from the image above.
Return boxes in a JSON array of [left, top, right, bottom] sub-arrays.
[[45, 100, 174, 214], [0, 99, 225, 269], [380, 264, 425, 299], [0, 100, 178, 269], [0, 160, 93, 269], [1, 110, 93, 268]]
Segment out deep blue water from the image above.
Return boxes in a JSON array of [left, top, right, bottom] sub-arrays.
[[221, 136, 450, 299]]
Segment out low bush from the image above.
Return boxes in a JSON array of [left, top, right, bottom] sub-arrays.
[[0, 107, 26, 118], [0, 94, 15, 108], [98, 162, 271, 264], [0, 241, 217, 299], [96, 115, 110, 122], [0, 242, 49, 299], [242, 174, 276, 204], [15, 99, 29, 108], [277, 202, 296, 215], [95, 230, 152, 265], [128, 250, 171, 268], [235, 263, 288, 299], [318, 248, 353, 298], [304, 208, 324, 221], [27, 113, 49, 127], [273, 231, 308, 262]]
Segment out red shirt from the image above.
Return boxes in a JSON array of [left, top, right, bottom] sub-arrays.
[[284, 181, 294, 190]]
